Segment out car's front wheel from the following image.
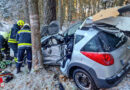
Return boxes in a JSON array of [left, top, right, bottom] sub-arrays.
[[73, 69, 98, 90]]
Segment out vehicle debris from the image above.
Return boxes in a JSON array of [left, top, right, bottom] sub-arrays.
[[0, 71, 13, 83], [0, 60, 12, 69]]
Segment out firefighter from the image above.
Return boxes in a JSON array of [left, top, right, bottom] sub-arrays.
[[16, 24, 32, 73], [0, 32, 10, 61], [8, 20, 24, 63]]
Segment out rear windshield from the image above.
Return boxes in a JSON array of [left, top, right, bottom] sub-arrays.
[[99, 32, 127, 52], [81, 32, 127, 52]]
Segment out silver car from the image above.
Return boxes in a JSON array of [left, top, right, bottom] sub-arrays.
[[60, 24, 130, 90], [41, 21, 130, 90], [41, 5, 130, 90]]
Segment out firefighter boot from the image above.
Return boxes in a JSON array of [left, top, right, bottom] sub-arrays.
[[17, 64, 21, 74], [28, 62, 32, 73]]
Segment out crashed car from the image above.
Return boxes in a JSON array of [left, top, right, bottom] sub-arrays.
[[41, 5, 130, 90], [41, 21, 82, 65], [60, 26, 130, 90]]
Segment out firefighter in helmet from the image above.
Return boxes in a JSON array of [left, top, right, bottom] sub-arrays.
[[8, 20, 24, 64], [16, 23, 32, 73]]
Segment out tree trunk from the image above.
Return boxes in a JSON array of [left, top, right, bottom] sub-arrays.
[[128, 0, 130, 3], [28, 0, 43, 70], [68, 0, 72, 22], [58, 0, 62, 29], [92, 0, 96, 15], [24, 0, 30, 23], [97, 0, 100, 12], [38, 0, 44, 26], [88, 0, 91, 16], [118, 0, 125, 6], [61, 0, 65, 27], [43, 0, 56, 25]]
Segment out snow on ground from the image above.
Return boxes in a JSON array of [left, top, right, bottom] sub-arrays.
[[1, 65, 77, 90], [1, 64, 130, 90]]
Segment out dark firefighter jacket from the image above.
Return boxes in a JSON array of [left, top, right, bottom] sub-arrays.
[[0, 32, 9, 51], [8, 24, 21, 43], [0, 35, 5, 50], [16, 25, 32, 48]]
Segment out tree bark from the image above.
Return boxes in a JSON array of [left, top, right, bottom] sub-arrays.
[[24, 0, 30, 23], [88, 0, 91, 16], [28, 0, 43, 70], [38, 0, 44, 26], [43, 0, 56, 25], [58, 0, 62, 29], [61, 0, 65, 27], [118, 0, 125, 6], [68, 0, 72, 22], [128, 0, 130, 3]]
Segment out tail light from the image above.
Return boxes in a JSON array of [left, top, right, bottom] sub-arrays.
[[81, 51, 114, 66]]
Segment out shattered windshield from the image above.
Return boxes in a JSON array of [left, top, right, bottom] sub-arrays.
[[64, 21, 82, 36]]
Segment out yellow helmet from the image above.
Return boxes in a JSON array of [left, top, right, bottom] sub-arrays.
[[17, 20, 25, 27]]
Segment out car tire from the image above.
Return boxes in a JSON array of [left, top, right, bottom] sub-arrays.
[[73, 69, 98, 90]]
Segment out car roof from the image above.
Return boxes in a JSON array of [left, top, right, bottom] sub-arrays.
[[75, 27, 99, 37]]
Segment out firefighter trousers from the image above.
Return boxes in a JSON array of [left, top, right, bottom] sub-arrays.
[[17, 47, 32, 71], [8, 43, 18, 62]]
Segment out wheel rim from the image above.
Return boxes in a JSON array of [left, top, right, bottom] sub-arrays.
[[75, 72, 91, 90]]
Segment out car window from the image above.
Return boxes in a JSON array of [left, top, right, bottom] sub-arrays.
[[81, 35, 102, 52], [64, 22, 82, 36], [81, 31, 127, 52], [98, 32, 127, 52], [75, 35, 84, 44]]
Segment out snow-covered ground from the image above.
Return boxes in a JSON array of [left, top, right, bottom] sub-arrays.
[[1, 65, 77, 90], [1, 65, 130, 90]]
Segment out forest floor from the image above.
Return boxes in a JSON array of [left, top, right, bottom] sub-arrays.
[[1, 64, 130, 90]]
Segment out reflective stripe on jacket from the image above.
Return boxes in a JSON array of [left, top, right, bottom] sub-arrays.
[[18, 43, 32, 47], [8, 24, 20, 43], [16, 28, 31, 48]]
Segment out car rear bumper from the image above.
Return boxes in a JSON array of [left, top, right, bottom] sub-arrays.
[[106, 64, 130, 84], [67, 63, 130, 88], [96, 64, 130, 88]]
